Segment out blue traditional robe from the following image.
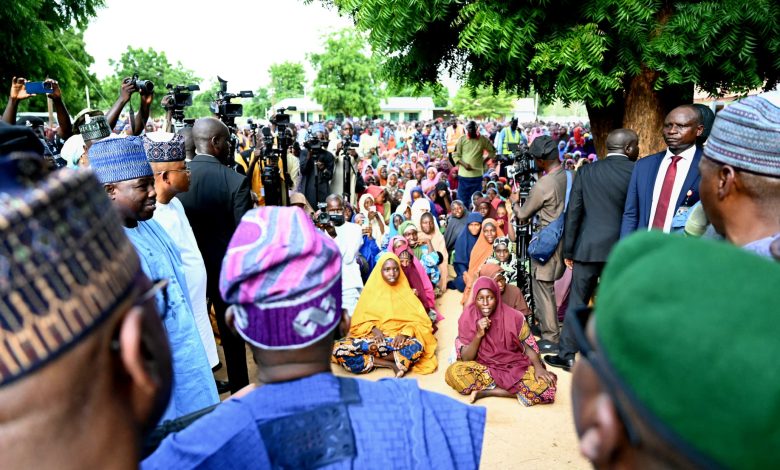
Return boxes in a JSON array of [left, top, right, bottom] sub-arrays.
[[125, 220, 219, 422], [143, 373, 485, 469]]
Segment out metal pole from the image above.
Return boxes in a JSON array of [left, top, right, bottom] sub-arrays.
[[86, 85, 91, 109]]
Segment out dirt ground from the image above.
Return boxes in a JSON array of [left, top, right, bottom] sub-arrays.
[[216, 288, 588, 469]]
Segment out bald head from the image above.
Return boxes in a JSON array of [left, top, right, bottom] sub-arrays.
[[605, 128, 639, 161], [192, 118, 230, 162]]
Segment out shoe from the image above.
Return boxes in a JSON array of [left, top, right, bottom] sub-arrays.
[[536, 339, 559, 354], [215, 380, 231, 394], [446, 281, 456, 290], [544, 354, 574, 372]]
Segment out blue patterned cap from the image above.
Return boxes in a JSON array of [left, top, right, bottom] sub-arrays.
[[0, 168, 141, 386], [143, 132, 185, 162], [88, 136, 153, 184], [704, 91, 780, 176]]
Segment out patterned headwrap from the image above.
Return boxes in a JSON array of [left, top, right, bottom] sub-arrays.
[[220, 206, 342, 349], [0, 169, 140, 386], [78, 115, 111, 142]]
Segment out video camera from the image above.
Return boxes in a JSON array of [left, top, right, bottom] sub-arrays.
[[315, 203, 331, 225], [506, 142, 537, 196], [210, 76, 253, 121], [163, 83, 200, 128]]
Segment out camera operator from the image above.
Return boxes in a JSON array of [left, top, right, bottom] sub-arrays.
[[510, 135, 568, 354], [105, 75, 154, 136], [314, 194, 364, 319], [299, 130, 335, 209], [331, 121, 364, 205]]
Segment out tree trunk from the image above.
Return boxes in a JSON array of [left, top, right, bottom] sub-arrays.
[[586, 68, 694, 158], [622, 67, 694, 157], [586, 100, 624, 157]]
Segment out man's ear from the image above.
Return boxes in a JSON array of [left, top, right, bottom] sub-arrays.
[[578, 394, 627, 467], [105, 183, 116, 199], [117, 305, 172, 429], [717, 165, 737, 200]]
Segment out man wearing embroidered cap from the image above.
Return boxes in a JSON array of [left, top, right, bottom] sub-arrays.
[[145, 132, 220, 371], [0, 164, 173, 468], [698, 91, 780, 257], [144, 206, 486, 469], [571, 232, 780, 469], [89, 136, 219, 422]]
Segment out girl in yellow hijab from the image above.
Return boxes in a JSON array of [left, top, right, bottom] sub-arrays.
[[333, 253, 438, 376]]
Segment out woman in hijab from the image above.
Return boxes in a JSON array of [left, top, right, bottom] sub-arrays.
[[366, 185, 391, 223], [381, 212, 405, 249], [389, 236, 441, 322], [443, 200, 468, 254], [385, 171, 400, 194], [450, 213, 484, 292], [445, 277, 556, 405], [421, 166, 440, 195], [475, 197, 497, 221], [461, 218, 502, 304], [358, 193, 385, 246], [418, 212, 449, 293], [431, 182, 452, 215], [361, 164, 375, 183], [478, 263, 528, 315], [333, 253, 438, 377], [376, 161, 389, 186], [485, 236, 517, 284]]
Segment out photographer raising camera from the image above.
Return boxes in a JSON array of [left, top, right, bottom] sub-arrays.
[[331, 121, 363, 205], [299, 130, 335, 209], [510, 135, 570, 355]]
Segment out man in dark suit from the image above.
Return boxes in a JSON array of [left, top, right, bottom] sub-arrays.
[[177, 117, 253, 393], [544, 129, 638, 371], [620, 105, 704, 237]]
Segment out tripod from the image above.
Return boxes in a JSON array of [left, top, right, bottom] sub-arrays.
[[512, 192, 536, 329]]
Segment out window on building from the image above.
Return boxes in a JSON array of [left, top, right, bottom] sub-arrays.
[[407, 112, 419, 122], [390, 112, 399, 122]]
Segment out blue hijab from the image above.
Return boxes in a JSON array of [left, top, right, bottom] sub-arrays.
[[453, 212, 483, 277]]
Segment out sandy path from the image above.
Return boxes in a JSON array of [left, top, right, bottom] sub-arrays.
[[217, 288, 588, 468]]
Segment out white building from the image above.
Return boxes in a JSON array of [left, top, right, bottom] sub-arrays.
[[270, 96, 435, 123]]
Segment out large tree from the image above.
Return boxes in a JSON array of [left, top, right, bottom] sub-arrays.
[[310, 29, 382, 118], [244, 86, 272, 118], [268, 62, 306, 102], [450, 86, 515, 119], [319, 0, 780, 155], [0, 0, 103, 113], [94, 46, 201, 117]]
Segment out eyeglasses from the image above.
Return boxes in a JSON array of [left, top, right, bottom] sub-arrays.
[[155, 169, 190, 176], [571, 307, 723, 468]]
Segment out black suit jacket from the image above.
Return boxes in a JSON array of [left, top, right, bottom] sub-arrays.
[[178, 154, 253, 291], [563, 155, 635, 262]]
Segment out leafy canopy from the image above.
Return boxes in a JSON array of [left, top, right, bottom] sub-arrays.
[[269, 62, 306, 102], [323, 0, 780, 108], [0, 0, 104, 113], [310, 29, 382, 118]]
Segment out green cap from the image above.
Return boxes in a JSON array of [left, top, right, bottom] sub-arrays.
[[595, 232, 780, 469]]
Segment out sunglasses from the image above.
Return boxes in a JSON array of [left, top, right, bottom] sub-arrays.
[[571, 307, 724, 469]]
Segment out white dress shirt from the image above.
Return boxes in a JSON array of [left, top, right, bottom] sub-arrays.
[[152, 197, 219, 367], [648, 145, 697, 233]]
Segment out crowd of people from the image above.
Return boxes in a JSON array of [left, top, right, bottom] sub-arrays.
[[1, 70, 779, 470]]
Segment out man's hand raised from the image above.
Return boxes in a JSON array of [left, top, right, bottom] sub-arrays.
[[9, 77, 34, 101]]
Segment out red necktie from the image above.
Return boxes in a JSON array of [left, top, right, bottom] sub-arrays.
[[651, 155, 683, 229]]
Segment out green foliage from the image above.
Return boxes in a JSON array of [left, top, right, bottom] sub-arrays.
[[0, 0, 104, 113], [93, 46, 201, 117], [323, 0, 780, 109], [450, 86, 515, 119], [268, 62, 306, 102], [244, 86, 272, 118], [310, 29, 382, 118], [386, 81, 450, 107], [187, 80, 220, 118]]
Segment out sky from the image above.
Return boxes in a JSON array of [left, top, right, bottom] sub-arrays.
[[84, 0, 356, 93], [83, 0, 459, 96]]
